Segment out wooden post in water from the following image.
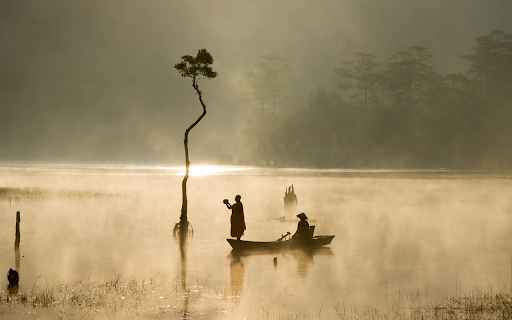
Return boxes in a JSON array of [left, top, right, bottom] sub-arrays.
[[15, 211, 20, 248], [7, 211, 21, 291], [15, 211, 20, 275]]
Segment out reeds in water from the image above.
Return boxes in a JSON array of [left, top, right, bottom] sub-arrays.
[[0, 187, 126, 202], [1, 273, 186, 318], [2, 275, 511, 319]]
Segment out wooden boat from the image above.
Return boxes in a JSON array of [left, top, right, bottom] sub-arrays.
[[227, 235, 335, 251]]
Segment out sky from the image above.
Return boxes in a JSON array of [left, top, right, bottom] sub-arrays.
[[1, 0, 511, 164]]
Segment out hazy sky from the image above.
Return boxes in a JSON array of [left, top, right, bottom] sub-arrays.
[[1, 0, 511, 164]]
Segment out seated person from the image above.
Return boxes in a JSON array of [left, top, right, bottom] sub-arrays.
[[292, 213, 312, 240]]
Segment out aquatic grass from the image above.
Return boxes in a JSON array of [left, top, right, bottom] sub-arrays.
[[254, 285, 512, 320], [0, 187, 127, 202], [2, 274, 512, 319], [0, 272, 243, 318], [0, 273, 186, 318]]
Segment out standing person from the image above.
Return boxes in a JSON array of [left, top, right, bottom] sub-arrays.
[[224, 195, 246, 240]]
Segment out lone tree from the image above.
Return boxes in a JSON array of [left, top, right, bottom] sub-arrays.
[[174, 49, 217, 240]]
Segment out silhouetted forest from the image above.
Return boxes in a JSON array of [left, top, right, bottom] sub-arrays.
[[241, 31, 512, 169]]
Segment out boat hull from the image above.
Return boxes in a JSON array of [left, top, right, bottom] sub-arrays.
[[227, 235, 335, 251]]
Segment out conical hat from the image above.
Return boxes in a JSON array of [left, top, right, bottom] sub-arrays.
[[297, 212, 308, 220]]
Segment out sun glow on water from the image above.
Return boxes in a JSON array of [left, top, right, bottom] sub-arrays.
[[168, 165, 243, 176]]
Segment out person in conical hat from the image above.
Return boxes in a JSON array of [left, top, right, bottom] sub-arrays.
[[293, 212, 311, 240]]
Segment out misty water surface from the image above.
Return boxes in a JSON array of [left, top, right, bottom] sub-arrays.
[[1, 165, 512, 318]]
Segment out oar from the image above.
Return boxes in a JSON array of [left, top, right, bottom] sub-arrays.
[[276, 231, 291, 242], [297, 235, 312, 251]]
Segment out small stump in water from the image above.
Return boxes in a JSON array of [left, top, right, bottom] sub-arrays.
[[7, 268, 19, 286], [284, 185, 298, 218], [7, 268, 19, 294]]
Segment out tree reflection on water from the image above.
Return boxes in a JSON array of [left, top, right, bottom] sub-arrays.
[[179, 239, 190, 319]]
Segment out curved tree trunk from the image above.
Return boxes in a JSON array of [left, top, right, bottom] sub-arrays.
[[180, 76, 207, 240]]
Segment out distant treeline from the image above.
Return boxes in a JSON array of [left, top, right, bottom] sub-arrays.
[[241, 31, 512, 169]]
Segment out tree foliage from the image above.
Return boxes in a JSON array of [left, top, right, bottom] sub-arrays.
[[242, 55, 291, 113], [175, 49, 218, 94], [461, 30, 512, 94], [334, 52, 381, 107], [241, 71, 268, 109], [241, 31, 512, 170]]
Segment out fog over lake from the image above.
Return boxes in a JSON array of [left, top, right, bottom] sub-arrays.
[[1, 2, 512, 317], [1, 166, 511, 318]]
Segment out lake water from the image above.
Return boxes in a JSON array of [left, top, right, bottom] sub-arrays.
[[1, 165, 512, 318]]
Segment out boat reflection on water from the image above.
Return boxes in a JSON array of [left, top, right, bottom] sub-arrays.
[[291, 247, 333, 278], [228, 247, 333, 294], [228, 251, 245, 304], [293, 250, 314, 278]]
